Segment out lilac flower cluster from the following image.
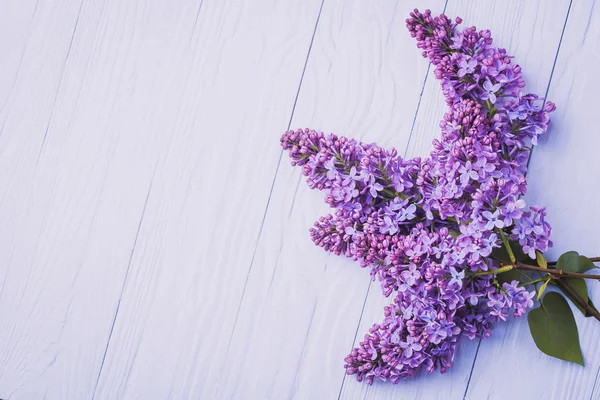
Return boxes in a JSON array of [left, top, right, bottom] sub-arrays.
[[280, 9, 555, 384]]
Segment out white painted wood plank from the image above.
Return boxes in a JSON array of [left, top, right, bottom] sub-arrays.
[[0, 0, 46, 122], [339, 1, 572, 399], [0, 0, 217, 398], [216, 1, 445, 399], [466, 1, 600, 399], [86, 1, 325, 399], [0, 0, 83, 151], [1, 1, 593, 399]]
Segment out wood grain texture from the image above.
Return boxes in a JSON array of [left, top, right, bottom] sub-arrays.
[[0, 0, 597, 399], [0, 0, 320, 398], [85, 1, 324, 399]]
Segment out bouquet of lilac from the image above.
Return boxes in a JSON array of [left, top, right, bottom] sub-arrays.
[[280, 9, 600, 385]]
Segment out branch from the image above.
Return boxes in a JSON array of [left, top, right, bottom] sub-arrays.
[[556, 279, 600, 322], [515, 262, 600, 280]]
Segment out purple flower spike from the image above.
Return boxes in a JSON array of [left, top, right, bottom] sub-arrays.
[[281, 8, 555, 385]]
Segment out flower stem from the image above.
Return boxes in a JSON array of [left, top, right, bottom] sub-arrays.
[[526, 277, 550, 285], [497, 229, 515, 263], [468, 264, 514, 277], [556, 279, 600, 322]]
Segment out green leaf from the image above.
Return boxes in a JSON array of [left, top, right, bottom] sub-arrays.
[[449, 230, 460, 238], [528, 292, 584, 366], [559, 278, 597, 317], [491, 240, 528, 264], [536, 251, 548, 269], [556, 251, 596, 273], [537, 279, 550, 301]]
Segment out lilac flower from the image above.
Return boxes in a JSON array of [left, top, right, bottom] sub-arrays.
[[467, 293, 479, 306], [324, 157, 338, 180], [401, 263, 421, 286], [508, 104, 529, 121], [480, 233, 498, 258], [281, 8, 555, 385], [367, 176, 385, 198], [458, 161, 479, 185], [501, 201, 522, 226], [345, 224, 364, 241], [425, 323, 449, 345], [474, 157, 497, 179], [502, 281, 536, 317], [450, 33, 463, 50], [391, 201, 417, 222], [511, 206, 552, 258], [449, 267, 465, 288], [481, 79, 502, 103], [482, 210, 504, 230], [400, 335, 423, 357], [457, 57, 477, 77], [381, 216, 398, 235]]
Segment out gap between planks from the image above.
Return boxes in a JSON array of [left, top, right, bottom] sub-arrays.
[[215, 0, 326, 388]]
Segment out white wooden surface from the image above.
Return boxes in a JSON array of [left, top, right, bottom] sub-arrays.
[[0, 1, 598, 399]]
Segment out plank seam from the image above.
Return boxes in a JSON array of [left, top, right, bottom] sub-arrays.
[[336, 283, 371, 400], [404, 57, 434, 157], [526, 0, 573, 171], [35, 0, 86, 167], [189, 0, 206, 46], [217, 0, 325, 384], [403, 0, 449, 157], [90, 163, 158, 400], [587, 19, 600, 400], [462, 339, 481, 400], [288, 301, 319, 399]]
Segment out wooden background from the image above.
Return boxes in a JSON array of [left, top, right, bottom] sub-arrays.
[[1, 0, 599, 399]]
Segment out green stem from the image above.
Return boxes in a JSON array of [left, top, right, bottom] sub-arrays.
[[468, 264, 514, 277], [515, 268, 535, 283], [498, 229, 515, 263], [526, 276, 551, 285]]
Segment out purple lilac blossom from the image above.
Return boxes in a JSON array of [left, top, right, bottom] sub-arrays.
[[280, 8, 555, 384]]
